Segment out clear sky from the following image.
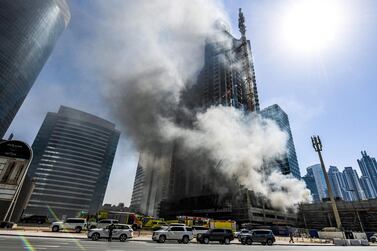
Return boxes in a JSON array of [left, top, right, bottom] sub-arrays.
[[6, 0, 377, 206]]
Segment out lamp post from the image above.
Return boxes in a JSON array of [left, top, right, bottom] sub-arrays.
[[311, 135, 342, 230]]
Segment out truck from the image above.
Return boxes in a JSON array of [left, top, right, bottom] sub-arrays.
[[209, 220, 237, 232]]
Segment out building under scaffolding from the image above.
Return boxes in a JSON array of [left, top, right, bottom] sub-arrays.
[[298, 199, 377, 231], [131, 10, 300, 226]]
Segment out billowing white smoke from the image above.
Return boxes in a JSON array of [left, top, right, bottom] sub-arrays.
[[161, 106, 311, 210], [88, 0, 311, 210]]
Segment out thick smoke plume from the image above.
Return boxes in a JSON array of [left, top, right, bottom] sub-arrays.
[[161, 106, 311, 210], [90, 0, 311, 210]]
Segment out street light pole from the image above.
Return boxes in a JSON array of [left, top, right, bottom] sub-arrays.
[[311, 135, 342, 230]]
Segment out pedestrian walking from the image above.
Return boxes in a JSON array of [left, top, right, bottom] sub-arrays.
[[289, 232, 294, 243], [108, 223, 114, 242]]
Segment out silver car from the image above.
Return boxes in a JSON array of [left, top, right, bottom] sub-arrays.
[[88, 224, 133, 242]]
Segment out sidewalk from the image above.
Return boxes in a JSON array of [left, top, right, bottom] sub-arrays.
[[0, 229, 338, 246]]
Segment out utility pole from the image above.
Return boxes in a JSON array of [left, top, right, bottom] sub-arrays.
[[311, 136, 342, 230]]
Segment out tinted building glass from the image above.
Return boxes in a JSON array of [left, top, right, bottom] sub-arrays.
[[260, 104, 301, 179], [24, 106, 120, 219], [0, 0, 70, 138]]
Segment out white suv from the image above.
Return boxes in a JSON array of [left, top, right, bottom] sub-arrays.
[[89, 219, 119, 229], [51, 218, 87, 233], [88, 224, 133, 242], [152, 225, 193, 244]]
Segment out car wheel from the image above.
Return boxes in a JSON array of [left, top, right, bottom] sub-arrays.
[[371, 238, 376, 243], [267, 239, 273, 245], [224, 238, 230, 245], [75, 226, 82, 233], [119, 234, 127, 242], [182, 236, 189, 244], [241, 239, 246, 245], [91, 233, 100, 241], [246, 238, 253, 245], [158, 235, 166, 243], [52, 226, 59, 232], [203, 237, 209, 244]]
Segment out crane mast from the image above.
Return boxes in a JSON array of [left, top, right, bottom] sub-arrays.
[[238, 8, 260, 112]]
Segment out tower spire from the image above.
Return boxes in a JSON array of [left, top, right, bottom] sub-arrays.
[[238, 8, 246, 37], [238, 8, 260, 112]]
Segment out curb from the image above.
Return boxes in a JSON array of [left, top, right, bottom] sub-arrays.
[[0, 233, 339, 246]]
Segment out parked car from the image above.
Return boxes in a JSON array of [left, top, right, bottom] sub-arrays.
[[88, 219, 119, 229], [235, 229, 251, 239], [152, 225, 193, 244], [88, 224, 133, 242], [20, 215, 48, 224], [51, 218, 87, 233], [370, 233, 377, 243], [240, 229, 276, 245], [192, 226, 209, 238], [197, 228, 234, 244]]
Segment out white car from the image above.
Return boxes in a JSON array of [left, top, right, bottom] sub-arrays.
[[370, 234, 377, 243], [88, 224, 133, 242], [51, 218, 87, 233], [192, 226, 209, 238], [236, 229, 251, 239], [89, 219, 119, 229], [152, 225, 193, 244]]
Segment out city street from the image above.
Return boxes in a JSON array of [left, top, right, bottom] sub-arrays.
[[0, 236, 375, 251]]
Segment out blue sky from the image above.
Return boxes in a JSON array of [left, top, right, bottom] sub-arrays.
[[6, 0, 377, 205]]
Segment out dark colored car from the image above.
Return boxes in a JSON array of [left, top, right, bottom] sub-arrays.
[[240, 229, 275, 245], [20, 215, 48, 224], [197, 228, 234, 245]]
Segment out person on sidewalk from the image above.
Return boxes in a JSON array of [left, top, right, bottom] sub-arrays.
[[108, 224, 114, 242], [289, 232, 295, 243]]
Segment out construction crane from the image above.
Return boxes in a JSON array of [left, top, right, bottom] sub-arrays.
[[238, 8, 260, 112]]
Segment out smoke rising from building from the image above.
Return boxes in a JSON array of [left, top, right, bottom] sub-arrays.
[[89, 0, 311, 210]]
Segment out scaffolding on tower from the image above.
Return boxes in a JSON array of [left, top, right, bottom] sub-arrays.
[[238, 8, 260, 112]]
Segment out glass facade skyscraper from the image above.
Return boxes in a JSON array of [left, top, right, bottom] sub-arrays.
[[343, 166, 366, 201], [305, 164, 328, 202], [24, 106, 120, 218], [260, 104, 301, 179], [0, 0, 70, 138], [359, 176, 377, 199], [358, 151, 377, 194]]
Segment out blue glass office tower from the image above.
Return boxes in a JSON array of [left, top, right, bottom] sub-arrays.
[[24, 106, 120, 218], [302, 174, 320, 202], [260, 104, 301, 179], [359, 176, 377, 199], [343, 167, 366, 201], [303, 164, 328, 202], [0, 0, 70, 138], [358, 151, 377, 194], [328, 166, 352, 201]]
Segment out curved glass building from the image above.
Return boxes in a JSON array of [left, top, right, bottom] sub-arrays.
[[24, 106, 120, 218], [0, 0, 70, 138]]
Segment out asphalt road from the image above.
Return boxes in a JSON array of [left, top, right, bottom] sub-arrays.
[[0, 236, 375, 251]]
